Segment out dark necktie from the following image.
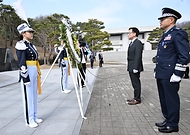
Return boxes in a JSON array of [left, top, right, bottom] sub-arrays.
[[129, 41, 132, 46]]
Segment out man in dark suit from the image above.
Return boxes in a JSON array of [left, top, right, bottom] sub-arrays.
[[183, 49, 190, 79], [127, 27, 144, 105], [155, 8, 189, 133], [98, 50, 103, 67]]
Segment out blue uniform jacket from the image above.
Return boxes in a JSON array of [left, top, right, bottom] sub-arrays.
[[15, 40, 38, 84], [55, 45, 67, 67], [58, 48, 67, 67], [155, 26, 189, 79]]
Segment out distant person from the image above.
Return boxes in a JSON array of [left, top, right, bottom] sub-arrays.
[[127, 27, 144, 105], [183, 62, 190, 79], [15, 23, 42, 128], [54, 40, 71, 94], [98, 50, 103, 67], [183, 49, 190, 79], [155, 7, 189, 133], [89, 53, 95, 69]]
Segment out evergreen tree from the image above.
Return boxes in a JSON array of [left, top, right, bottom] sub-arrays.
[[74, 19, 113, 52]]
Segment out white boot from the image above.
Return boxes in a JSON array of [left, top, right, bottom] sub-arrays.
[[35, 118, 43, 124], [62, 90, 71, 94], [28, 122, 38, 128]]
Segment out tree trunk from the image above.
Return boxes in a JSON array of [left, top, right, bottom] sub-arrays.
[[4, 32, 8, 48], [47, 44, 52, 65], [3, 25, 8, 48], [9, 26, 14, 46], [43, 46, 47, 65], [43, 57, 46, 65], [47, 58, 50, 65], [10, 40, 13, 47]]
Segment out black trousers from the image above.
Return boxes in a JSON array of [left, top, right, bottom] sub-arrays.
[[99, 60, 103, 67], [184, 67, 189, 78], [129, 72, 141, 101], [79, 63, 86, 86], [156, 79, 180, 128], [90, 60, 94, 68]]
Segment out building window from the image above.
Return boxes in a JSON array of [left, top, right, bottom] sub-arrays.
[[110, 33, 122, 40]]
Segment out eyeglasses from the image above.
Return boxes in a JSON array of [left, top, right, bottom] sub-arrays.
[[159, 17, 171, 22]]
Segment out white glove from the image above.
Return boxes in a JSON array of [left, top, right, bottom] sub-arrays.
[[133, 69, 138, 73], [24, 82, 30, 85], [20, 66, 30, 85], [58, 45, 64, 51], [170, 74, 181, 82], [61, 59, 66, 67], [59, 46, 64, 51]]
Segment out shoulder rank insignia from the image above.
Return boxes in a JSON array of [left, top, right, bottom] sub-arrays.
[[15, 40, 27, 50]]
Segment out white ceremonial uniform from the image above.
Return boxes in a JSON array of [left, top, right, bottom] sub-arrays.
[[15, 40, 39, 126], [55, 45, 70, 93], [60, 59, 69, 91]]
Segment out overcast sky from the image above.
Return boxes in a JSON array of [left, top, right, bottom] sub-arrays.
[[5, 0, 190, 29]]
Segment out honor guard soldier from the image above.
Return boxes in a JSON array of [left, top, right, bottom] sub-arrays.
[[54, 40, 71, 94], [15, 23, 43, 128], [155, 8, 189, 133]]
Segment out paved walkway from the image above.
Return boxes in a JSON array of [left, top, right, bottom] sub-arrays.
[[0, 66, 98, 135], [79, 64, 190, 135], [0, 50, 190, 135]]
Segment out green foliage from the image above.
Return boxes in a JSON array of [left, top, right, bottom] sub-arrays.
[[59, 24, 67, 43], [59, 23, 75, 66], [148, 22, 190, 50], [0, 3, 22, 46], [59, 22, 81, 68], [74, 19, 112, 52], [183, 25, 190, 41], [147, 27, 164, 50], [102, 47, 114, 51], [32, 14, 66, 64]]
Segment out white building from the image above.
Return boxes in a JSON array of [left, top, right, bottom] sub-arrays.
[[105, 26, 158, 51]]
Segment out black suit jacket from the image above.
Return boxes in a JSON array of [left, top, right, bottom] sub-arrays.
[[127, 38, 144, 72]]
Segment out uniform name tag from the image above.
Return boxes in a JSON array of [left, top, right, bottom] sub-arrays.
[[164, 34, 172, 40]]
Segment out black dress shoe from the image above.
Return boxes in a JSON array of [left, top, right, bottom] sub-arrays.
[[158, 126, 179, 133], [127, 98, 135, 102], [155, 120, 166, 127], [128, 100, 141, 105], [183, 76, 189, 79]]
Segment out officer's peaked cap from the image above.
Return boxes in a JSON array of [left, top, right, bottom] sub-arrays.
[[158, 7, 182, 20], [17, 23, 35, 34]]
